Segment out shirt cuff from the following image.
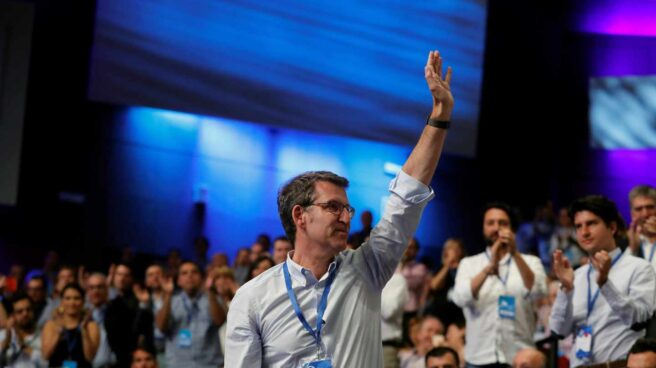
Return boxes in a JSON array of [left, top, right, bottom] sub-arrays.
[[389, 170, 435, 204]]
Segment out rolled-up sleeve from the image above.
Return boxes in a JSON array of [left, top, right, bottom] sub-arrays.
[[452, 258, 476, 308]]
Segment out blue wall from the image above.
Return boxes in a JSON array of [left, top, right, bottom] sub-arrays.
[[103, 107, 452, 261]]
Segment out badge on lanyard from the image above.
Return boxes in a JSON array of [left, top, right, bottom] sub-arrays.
[[575, 324, 593, 361], [498, 295, 516, 320], [302, 360, 333, 368], [62, 361, 78, 368], [177, 328, 193, 348]]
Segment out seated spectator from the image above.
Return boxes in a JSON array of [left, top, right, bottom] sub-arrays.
[[445, 322, 465, 368], [144, 264, 167, 366], [628, 338, 656, 368], [512, 348, 546, 368], [425, 346, 460, 368], [131, 346, 158, 368], [0, 293, 46, 367], [156, 261, 226, 368], [41, 284, 100, 368], [25, 275, 50, 330]]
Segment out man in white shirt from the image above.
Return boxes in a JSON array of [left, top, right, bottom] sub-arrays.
[[382, 271, 409, 368], [0, 293, 46, 367], [226, 50, 455, 367], [550, 195, 656, 366], [452, 202, 547, 367]]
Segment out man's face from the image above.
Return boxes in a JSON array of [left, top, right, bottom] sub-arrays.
[[12, 299, 34, 329], [483, 208, 511, 245], [177, 263, 202, 294], [86, 275, 108, 307], [426, 353, 458, 368], [26, 279, 46, 303], [114, 265, 133, 292], [300, 181, 351, 254], [145, 266, 163, 290], [57, 268, 75, 286], [574, 210, 616, 254], [131, 349, 157, 368], [631, 196, 656, 231], [628, 351, 656, 368], [417, 317, 443, 348], [250, 243, 265, 262], [272, 239, 292, 264]]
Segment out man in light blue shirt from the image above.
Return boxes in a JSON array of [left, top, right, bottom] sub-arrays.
[[226, 50, 455, 367], [155, 261, 226, 368], [551, 195, 656, 367]]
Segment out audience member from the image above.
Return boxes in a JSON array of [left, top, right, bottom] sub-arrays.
[[549, 207, 584, 268], [232, 248, 251, 285], [627, 338, 656, 368], [425, 346, 460, 368], [131, 346, 158, 368], [0, 293, 46, 367], [512, 348, 546, 368], [424, 238, 465, 328], [453, 202, 547, 366], [401, 237, 430, 345], [247, 256, 275, 281], [382, 269, 409, 368], [104, 264, 154, 367], [144, 264, 167, 366], [25, 275, 51, 330], [272, 236, 293, 265], [85, 273, 117, 368], [550, 195, 656, 366], [156, 261, 226, 368], [399, 316, 445, 368], [41, 284, 100, 368]]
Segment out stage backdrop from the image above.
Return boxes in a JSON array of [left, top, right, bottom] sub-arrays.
[[88, 0, 488, 157]]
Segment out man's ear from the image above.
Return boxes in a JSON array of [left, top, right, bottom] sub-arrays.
[[292, 205, 305, 229], [609, 221, 617, 235]]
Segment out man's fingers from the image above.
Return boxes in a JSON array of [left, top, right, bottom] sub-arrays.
[[436, 54, 443, 78], [445, 66, 453, 84]]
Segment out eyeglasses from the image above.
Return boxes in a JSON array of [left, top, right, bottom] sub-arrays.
[[306, 201, 356, 218]]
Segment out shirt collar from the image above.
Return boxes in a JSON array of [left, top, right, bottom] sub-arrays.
[[286, 251, 338, 287]]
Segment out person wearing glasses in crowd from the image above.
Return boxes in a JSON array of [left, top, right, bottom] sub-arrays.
[[550, 196, 656, 367], [0, 293, 47, 367], [226, 50, 454, 367]]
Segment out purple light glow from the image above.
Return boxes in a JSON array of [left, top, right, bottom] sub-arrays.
[[577, 1, 656, 37], [594, 149, 656, 222]]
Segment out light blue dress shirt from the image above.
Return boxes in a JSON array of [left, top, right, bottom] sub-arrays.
[[550, 247, 656, 366], [226, 170, 434, 367]]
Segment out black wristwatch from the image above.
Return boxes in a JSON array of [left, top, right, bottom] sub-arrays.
[[426, 116, 451, 130]]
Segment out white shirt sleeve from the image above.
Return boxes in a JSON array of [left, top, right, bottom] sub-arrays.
[[225, 287, 263, 367]]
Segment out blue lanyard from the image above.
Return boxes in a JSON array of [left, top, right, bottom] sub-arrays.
[[181, 294, 197, 325], [485, 249, 512, 286], [282, 262, 337, 347], [587, 252, 622, 318], [64, 327, 80, 359]]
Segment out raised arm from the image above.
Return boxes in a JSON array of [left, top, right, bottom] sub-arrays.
[[402, 50, 454, 185]]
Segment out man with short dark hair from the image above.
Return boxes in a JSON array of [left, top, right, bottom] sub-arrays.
[[627, 185, 656, 259], [627, 338, 656, 368], [551, 195, 656, 366], [272, 236, 293, 265], [0, 293, 46, 367], [156, 261, 226, 368], [425, 346, 460, 368], [226, 50, 455, 367], [131, 347, 158, 368], [453, 202, 546, 366], [86, 273, 117, 368], [24, 276, 49, 330]]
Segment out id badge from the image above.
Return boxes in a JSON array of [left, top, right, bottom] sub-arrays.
[[177, 328, 193, 348], [302, 360, 333, 368], [575, 324, 593, 361], [498, 295, 516, 320], [62, 361, 78, 368]]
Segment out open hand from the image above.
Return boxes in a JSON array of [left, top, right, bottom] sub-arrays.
[[552, 250, 574, 292], [424, 50, 454, 119], [590, 250, 611, 286]]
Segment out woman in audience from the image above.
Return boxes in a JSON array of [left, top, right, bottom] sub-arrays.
[[41, 283, 100, 367]]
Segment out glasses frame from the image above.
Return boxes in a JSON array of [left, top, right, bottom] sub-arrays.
[[306, 201, 356, 218]]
